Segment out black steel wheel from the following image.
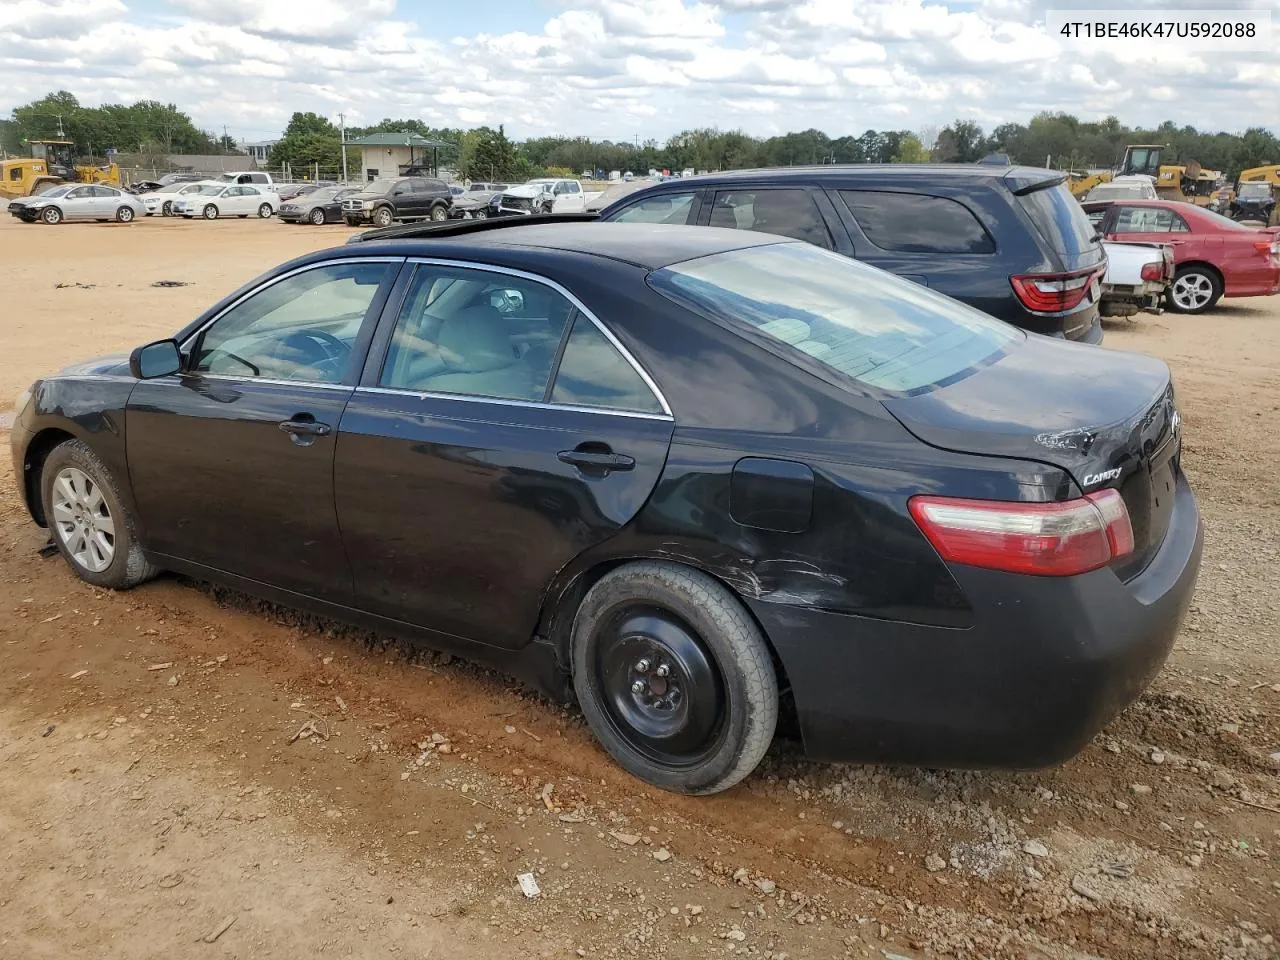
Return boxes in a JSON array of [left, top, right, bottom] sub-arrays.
[[572, 562, 777, 795]]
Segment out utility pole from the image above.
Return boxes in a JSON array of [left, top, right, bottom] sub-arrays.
[[339, 113, 348, 184], [55, 114, 65, 137]]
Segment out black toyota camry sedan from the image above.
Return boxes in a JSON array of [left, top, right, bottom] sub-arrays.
[[10, 221, 1203, 795]]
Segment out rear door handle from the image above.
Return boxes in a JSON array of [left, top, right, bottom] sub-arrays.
[[557, 450, 635, 472], [279, 419, 331, 437]]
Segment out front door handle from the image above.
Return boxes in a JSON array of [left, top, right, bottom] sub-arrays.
[[557, 449, 635, 474], [280, 414, 332, 442]]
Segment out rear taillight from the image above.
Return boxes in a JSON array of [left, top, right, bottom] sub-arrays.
[[1140, 262, 1164, 282], [908, 489, 1134, 577], [1009, 267, 1103, 313], [1254, 239, 1280, 257]]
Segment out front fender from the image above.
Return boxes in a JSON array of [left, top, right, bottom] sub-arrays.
[[13, 375, 138, 526]]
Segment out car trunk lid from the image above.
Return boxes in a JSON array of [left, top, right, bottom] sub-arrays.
[[882, 335, 1180, 580]]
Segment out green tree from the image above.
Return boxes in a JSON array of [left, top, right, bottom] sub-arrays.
[[268, 112, 347, 176], [460, 125, 522, 181], [891, 133, 929, 163]]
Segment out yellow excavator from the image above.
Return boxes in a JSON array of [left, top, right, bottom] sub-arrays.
[[1067, 144, 1222, 206], [0, 139, 121, 200]]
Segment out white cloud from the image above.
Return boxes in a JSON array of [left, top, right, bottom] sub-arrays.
[[0, 0, 1275, 145]]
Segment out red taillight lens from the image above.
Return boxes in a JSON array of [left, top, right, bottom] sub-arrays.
[[1140, 261, 1164, 281], [908, 489, 1134, 577], [1254, 239, 1280, 257], [1009, 267, 1102, 313]]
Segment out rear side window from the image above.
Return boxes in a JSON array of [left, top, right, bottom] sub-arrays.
[[839, 191, 994, 254], [707, 189, 833, 249], [650, 242, 1019, 395], [1112, 206, 1189, 233], [550, 315, 663, 414], [1017, 182, 1099, 257]]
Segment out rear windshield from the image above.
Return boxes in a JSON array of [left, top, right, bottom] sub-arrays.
[[1017, 182, 1099, 257], [649, 242, 1020, 394]]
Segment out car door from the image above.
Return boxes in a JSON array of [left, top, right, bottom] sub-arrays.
[[389, 181, 414, 218], [62, 185, 95, 220], [1105, 204, 1198, 262], [698, 187, 852, 255], [552, 180, 586, 213], [125, 258, 400, 598], [334, 260, 675, 648]]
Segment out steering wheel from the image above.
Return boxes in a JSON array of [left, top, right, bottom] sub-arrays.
[[277, 329, 350, 378]]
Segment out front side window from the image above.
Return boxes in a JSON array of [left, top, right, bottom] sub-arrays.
[[1113, 206, 1189, 234], [549, 315, 663, 414], [650, 242, 1019, 395], [840, 190, 995, 254], [192, 262, 392, 383], [66, 186, 91, 199], [379, 265, 575, 402], [707, 189, 833, 249], [609, 192, 695, 225]]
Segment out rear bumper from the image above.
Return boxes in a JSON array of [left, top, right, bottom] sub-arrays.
[[753, 472, 1202, 768]]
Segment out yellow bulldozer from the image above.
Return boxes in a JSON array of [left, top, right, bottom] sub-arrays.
[[1067, 144, 1223, 206], [0, 139, 121, 200]]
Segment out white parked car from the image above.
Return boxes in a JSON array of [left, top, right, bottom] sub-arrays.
[[175, 183, 278, 220], [1085, 176, 1158, 203], [7, 183, 146, 224], [1098, 240, 1174, 318], [497, 178, 587, 216], [141, 180, 219, 217]]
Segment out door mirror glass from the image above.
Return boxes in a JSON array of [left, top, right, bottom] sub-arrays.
[[130, 339, 182, 379], [490, 288, 525, 314]]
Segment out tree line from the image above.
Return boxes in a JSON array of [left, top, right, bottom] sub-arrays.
[[5, 91, 1278, 182]]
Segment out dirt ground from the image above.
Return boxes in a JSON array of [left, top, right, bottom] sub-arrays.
[[1, 216, 1277, 960]]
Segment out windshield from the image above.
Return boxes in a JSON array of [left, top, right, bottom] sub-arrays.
[[1195, 206, 1263, 231], [35, 185, 72, 198], [194, 185, 225, 196], [361, 179, 395, 194], [650, 242, 1020, 394], [1238, 183, 1271, 199], [308, 187, 341, 200], [1087, 184, 1148, 201]]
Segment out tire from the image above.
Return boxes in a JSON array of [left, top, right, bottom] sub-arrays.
[[372, 206, 394, 228], [344, 217, 360, 227], [429, 204, 448, 222], [472, 208, 488, 220], [1167, 265, 1222, 314], [258, 203, 272, 218], [571, 562, 778, 795], [309, 208, 326, 225], [202, 204, 218, 220], [115, 206, 134, 223], [41, 206, 63, 225], [40, 439, 159, 590], [162, 200, 172, 217]]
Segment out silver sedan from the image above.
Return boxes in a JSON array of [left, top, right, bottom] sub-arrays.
[[7, 183, 147, 225]]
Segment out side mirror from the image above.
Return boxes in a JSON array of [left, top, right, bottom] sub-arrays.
[[129, 339, 182, 379]]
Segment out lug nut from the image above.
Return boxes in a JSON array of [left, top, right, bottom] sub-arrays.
[[634, 658, 651, 673], [631, 679, 646, 694], [655, 664, 670, 678]]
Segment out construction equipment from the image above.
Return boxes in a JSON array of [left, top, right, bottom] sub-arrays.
[[1067, 145, 1222, 207], [1238, 164, 1280, 189], [0, 139, 121, 200]]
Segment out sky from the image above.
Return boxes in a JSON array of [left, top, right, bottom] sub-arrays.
[[2, 0, 1277, 145]]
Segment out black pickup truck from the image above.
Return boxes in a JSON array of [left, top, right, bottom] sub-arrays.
[[342, 176, 453, 228]]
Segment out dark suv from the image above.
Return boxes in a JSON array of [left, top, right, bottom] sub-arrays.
[[343, 176, 453, 228], [598, 165, 1107, 343]]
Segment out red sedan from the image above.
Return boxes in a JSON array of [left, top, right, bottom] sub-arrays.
[[1083, 199, 1280, 314]]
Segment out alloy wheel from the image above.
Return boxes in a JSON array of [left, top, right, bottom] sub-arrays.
[[1172, 272, 1214, 311], [50, 467, 115, 573]]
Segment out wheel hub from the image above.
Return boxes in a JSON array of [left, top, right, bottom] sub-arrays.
[[51, 467, 115, 573], [595, 610, 725, 767]]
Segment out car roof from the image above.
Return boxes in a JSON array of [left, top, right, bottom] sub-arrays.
[[348, 221, 784, 270], [659, 163, 1052, 185]]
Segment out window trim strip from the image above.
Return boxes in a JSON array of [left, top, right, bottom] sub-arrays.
[[354, 385, 673, 421]]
